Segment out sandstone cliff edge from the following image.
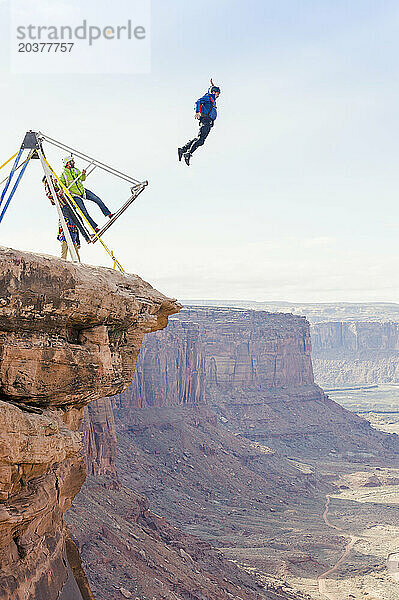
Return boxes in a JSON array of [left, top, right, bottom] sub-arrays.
[[0, 246, 180, 600]]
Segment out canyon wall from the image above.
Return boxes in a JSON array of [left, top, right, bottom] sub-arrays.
[[0, 247, 179, 600], [106, 306, 399, 589], [0, 252, 293, 600], [114, 307, 397, 458], [81, 399, 118, 478], [179, 302, 399, 387], [77, 309, 326, 599], [114, 307, 313, 412], [311, 322, 399, 352], [180, 307, 314, 389], [113, 319, 205, 416], [311, 322, 399, 386]]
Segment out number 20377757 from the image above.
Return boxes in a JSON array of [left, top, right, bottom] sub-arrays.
[[18, 43, 75, 52]]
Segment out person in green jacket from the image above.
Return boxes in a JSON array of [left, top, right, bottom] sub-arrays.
[[60, 155, 113, 231]]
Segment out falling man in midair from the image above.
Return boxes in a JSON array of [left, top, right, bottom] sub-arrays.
[[178, 79, 221, 166]]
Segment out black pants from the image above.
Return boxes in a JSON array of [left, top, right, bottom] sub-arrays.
[[181, 116, 214, 155], [62, 204, 91, 243]]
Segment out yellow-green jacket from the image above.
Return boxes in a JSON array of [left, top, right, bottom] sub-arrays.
[[60, 167, 86, 197]]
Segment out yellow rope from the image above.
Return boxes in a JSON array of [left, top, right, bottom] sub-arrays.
[[0, 151, 19, 171], [43, 156, 125, 273], [0, 155, 33, 187]]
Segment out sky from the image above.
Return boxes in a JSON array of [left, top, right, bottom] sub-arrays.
[[0, 0, 398, 303]]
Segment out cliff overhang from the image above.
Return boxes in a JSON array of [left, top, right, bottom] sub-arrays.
[[0, 246, 181, 600]]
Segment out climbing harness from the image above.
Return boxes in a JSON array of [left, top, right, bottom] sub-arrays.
[[42, 155, 125, 272], [39, 132, 148, 245], [0, 130, 148, 272]]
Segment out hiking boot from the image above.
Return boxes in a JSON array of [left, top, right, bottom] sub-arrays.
[[184, 152, 191, 166], [178, 147, 184, 162], [108, 213, 114, 219]]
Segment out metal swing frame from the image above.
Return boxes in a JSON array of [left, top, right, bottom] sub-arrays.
[[0, 130, 148, 271]]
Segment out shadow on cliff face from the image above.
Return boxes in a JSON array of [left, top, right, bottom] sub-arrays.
[[114, 306, 399, 461], [67, 306, 399, 599], [0, 247, 180, 600], [68, 397, 306, 600], [58, 564, 85, 600], [67, 475, 284, 600]]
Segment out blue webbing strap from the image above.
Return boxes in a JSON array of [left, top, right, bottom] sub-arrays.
[[0, 156, 31, 223], [0, 148, 23, 210]]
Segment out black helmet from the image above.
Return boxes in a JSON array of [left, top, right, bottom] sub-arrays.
[[210, 86, 221, 94]]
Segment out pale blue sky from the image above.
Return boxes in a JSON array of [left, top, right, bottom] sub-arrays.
[[0, 0, 398, 302]]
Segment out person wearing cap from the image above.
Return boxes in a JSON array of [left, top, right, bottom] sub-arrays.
[[178, 81, 221, 166], [60, 155, 113, 232]]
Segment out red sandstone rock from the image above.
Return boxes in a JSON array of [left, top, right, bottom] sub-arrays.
[[114, 307, 398, 457], [0, 246, 179, 406], [82, 399, 118, 478], [113, 318, 206, 410], [67, 475, 290, 600], [114, 308, 313, 414], [0, 246, 180, 600]]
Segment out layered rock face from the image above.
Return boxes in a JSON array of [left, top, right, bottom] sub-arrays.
[[180, 308, 314, 390], [116, 308, 313, 409], [81, 399, 118, 478], [0, 248, 177, 407], [113, 319, 205, 415], [311, 322, 399, 352], [0, 247, 179, 600], [115, 307, 398, 457], [0, 401, 86, 600], [311, 322, 399, 386], [106, 306, 399, 592]]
